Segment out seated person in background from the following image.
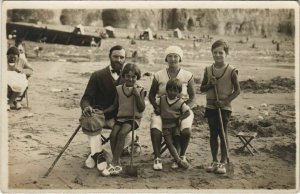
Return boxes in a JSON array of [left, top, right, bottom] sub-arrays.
[[7, 46, 33, 110]]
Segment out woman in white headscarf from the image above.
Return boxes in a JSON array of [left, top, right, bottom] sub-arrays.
[[149, 46, 195, 170]]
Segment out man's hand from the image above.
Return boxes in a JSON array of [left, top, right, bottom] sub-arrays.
[[82, 106, 95, 116]]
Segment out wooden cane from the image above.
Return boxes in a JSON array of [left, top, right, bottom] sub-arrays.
[[43, 124, 81, 178]]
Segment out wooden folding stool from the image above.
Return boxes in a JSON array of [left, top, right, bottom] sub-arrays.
[[236, 131, 258, 156]]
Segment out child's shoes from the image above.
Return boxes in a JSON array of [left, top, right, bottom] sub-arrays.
[[101, 164, 115, 177], [153, 157, 163, 170], [206, 161, 219, 172], [110, 165, 123, 176], [215, 163, 226, 174]]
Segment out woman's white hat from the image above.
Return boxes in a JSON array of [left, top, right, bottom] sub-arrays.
[[165, 46, 183, 62]]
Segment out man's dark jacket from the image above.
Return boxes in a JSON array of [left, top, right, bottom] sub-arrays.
[[80, 66, 121, 120]]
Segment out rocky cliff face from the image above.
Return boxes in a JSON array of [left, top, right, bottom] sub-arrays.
[[7, 9, 295, 36]]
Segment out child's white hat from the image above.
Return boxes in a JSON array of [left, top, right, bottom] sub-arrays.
[[165, 46, 183, 62]]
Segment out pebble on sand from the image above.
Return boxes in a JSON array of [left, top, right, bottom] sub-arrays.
[[261, 103, 268, 107], [248, 106, 255, 110], [257, 116, 264, 120], [262, 111, 269, 116]]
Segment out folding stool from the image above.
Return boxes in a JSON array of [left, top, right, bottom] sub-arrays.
[[236, 131, 258, 156]]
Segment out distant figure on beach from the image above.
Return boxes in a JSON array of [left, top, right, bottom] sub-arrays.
[[200, 40, 240, 174], [149, 46, 195, 170], [33, 46, 43, 57]]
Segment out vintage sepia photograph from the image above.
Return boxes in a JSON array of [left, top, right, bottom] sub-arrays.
[[1, 1, 299, 193]]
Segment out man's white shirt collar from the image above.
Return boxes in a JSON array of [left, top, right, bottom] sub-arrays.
[[109, 65, 119, 80]]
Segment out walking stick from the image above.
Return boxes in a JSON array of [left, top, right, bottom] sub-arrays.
[[213, 84, 234, 178], [125, 95, 138, 177], [43, 124, 81, 178]]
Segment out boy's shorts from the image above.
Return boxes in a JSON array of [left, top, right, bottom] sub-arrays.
[[204, 108, 231, 123], [150, 109, 194, 132]]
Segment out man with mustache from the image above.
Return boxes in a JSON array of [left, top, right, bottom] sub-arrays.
[[80, 45, 130, 176]]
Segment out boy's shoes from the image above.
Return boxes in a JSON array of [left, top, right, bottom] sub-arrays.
[[85, 154, 96, 168], [102, 164, 115, 177], [177, 159, 189, 169], [206, 161, 219, 172], [171, 160, 179, 169], [91, 151, 107, 171], [215, 163, 226, 174], [153, 158, 163, 170]]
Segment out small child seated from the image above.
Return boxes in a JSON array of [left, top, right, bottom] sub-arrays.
[[159, 78, 190, 169]]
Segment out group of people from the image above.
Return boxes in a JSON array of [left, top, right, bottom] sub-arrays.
[[79, 40, 241, 177], [6, 37, 240, 176]]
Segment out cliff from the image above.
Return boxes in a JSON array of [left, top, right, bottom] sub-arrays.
[[6, 9, 295, 36]]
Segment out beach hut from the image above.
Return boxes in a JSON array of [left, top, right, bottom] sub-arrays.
[[73, 24, 85, 35], [104, 26, 116, 38], [173, 28, 183, 39], [142, 28, 154, 40]]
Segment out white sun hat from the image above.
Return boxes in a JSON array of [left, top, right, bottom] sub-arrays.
[[164, 45, 183, 62]]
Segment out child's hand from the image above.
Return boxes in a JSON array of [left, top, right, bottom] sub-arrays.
[[132, 86, 140, 96], [215, 100, 228, 108], [209, 77, 217, 85], [154, 106, 160, 115], [177, 118, 182, 127]]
